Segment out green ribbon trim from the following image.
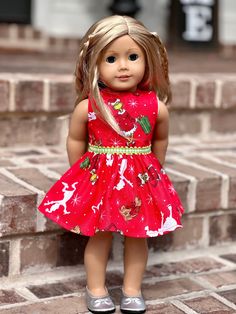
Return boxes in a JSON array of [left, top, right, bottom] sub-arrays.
[[88, 144, 151, 155]]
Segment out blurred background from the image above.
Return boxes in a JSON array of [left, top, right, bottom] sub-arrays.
[[0, 0, 235, 73], [1, 3, 236, 311]]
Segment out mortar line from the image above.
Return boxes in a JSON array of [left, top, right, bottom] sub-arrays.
[[9, 79, 16, 112], [43, 79, 50, 111], [8, 239, 21, 276], [172, 156, 229, 209], [0, 168, 43, 194], [171, 300, 198, 314], [210, 292, 236, 310], [214, 79, 223, 108], [201, 153, 236, 169], [165, 167, 197, 213], [189, 78, 197, 109]]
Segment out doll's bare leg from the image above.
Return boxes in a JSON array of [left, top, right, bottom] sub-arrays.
[[84, 231, 113, 296], [123, 237, 148, 295]]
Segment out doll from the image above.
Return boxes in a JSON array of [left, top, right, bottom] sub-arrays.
[[38, 15, 184, 314]]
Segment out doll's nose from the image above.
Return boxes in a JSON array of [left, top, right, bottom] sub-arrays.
[[118, 59, 128, 70]]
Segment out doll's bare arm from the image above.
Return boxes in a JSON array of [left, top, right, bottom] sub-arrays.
[[66, 99, 88, 166], [151, 100, 169, 165]]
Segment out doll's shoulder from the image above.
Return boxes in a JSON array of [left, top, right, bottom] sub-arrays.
[[71, 98, 88, 122], [157, 99, 169, 121]]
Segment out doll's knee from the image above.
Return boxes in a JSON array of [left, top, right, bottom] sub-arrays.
[[93, 231, 113, 241]]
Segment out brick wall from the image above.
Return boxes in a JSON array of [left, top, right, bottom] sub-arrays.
[[0, 73, 236, 146], [0, 72, 236, 278], [1, 73, 236, 113], [1, 138, 236, 277]]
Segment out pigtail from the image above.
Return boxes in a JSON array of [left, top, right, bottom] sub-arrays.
[[75, 39, 89, 105], [151, 32, 172, 104]]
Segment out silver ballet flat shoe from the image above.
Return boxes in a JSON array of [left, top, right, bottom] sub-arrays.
[[86, 287, 116, 313], [120, 290, 146, 314]]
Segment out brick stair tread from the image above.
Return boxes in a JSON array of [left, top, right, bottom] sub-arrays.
[[1, 72, 236, 113], [1, 72, 236, 147], [0, 134, 236, 237], [0, 244, 236, 313]]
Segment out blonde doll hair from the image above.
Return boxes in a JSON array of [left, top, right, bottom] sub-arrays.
[[75, 15, 171, 136]]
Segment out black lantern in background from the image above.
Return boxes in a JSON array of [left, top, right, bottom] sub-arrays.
[[109, 0, 141, 17], [0, 0, 31, 24]]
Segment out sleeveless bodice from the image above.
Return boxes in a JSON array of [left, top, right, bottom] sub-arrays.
[[38, 88, 184, 238], [88, 89, 158, 148]]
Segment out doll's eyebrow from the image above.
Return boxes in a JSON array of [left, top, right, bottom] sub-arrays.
[[104, 48, 141, 54], [127, 48, 140, 53], [104, 50, 117, 54]]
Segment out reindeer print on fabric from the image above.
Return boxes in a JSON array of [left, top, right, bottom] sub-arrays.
[[44, 182, 78, 215]]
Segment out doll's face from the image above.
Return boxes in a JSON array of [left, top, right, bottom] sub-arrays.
[[98, 35, 145, 92]]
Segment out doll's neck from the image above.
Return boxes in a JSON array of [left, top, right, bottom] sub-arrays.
[[100, 87, 140, 96]]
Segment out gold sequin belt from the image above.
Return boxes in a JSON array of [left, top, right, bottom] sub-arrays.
[[88, 144, 151, 155]]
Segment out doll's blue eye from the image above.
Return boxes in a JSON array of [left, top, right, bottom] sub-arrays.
[[106, 56, 116, 63], [129, 54, 139, 61]]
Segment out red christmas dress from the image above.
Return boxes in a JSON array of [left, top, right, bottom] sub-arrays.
[[38, 89, 184, 238]]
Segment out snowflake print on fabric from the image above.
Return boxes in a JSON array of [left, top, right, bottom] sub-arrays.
[[128, 164, 135, 174], [111, 138, 122, 147], [71, 194, 81, 207], [88, 112, 97, 121], [128, 99, 138, 108]]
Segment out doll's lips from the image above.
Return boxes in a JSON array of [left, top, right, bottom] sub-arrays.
[[117, 75, 131, 81]]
